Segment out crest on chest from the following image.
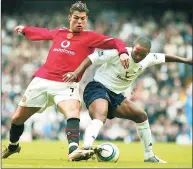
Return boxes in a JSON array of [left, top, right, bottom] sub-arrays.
[[67, 33, 73, 39]]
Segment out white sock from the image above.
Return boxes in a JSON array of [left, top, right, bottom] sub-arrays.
[[136, 120, 154, 158], [83, 119, 103, 149]]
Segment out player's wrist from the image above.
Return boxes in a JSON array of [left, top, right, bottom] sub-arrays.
[[21, 26, 27, 34], [73, 71, 79, 77], [118, 51, 128, 57]]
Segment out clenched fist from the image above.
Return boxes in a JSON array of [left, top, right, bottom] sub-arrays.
[[119, 53, 130, 69], [14, 25, 25, 34]]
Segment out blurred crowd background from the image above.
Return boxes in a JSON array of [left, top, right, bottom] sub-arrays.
[[2, 0, 192, 145]]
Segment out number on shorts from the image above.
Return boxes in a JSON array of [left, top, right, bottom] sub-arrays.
[[70, 87, 74, 93]]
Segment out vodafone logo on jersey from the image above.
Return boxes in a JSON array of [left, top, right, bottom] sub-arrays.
[[53, 40, 75, 55], [61, 40, 70, 48]]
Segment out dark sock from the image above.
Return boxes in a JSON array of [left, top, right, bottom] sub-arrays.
[[8, 144, 19, 151], [8, 123, 24, 151], [66, 118, 80, 154]]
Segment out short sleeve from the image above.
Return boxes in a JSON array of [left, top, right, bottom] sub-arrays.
[[88, 49, 119, 65]]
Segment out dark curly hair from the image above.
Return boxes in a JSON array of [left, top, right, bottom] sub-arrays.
[[69, 1, 89, 16], [133, 36, 151, 50]]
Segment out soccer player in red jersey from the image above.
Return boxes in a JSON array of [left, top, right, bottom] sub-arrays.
[[2, 1, 129, 161]]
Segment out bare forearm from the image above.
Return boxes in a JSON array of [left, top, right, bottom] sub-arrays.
[[165, 54, 192, 65], [74, 57, 92, 76], [63, 57, 92, 82]]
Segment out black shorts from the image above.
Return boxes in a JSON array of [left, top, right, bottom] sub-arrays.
[[83, 81, 126, 119]]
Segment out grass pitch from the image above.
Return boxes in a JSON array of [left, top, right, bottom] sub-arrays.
[[1, 140, 192, 168]]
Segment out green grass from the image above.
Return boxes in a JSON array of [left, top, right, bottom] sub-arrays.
[[2, 140, 192, 168]]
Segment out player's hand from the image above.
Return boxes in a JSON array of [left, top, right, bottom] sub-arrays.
[[63, 72, 78, 82], [14, 25, 25, 34], [186, 57, 193, 65], [119, 53, 129, 69]]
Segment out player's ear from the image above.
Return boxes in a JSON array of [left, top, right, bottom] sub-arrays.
[[146, 50, 150, 56], [68, 15, 71, 21]]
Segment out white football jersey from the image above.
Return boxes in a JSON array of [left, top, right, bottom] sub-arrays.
[[88, 47, 165, 94]]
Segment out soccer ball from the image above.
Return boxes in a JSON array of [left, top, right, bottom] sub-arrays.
[[96, 142, 120, 162]]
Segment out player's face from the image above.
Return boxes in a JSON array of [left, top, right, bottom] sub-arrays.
[[69, 11, 88, 33], [131, 44, 150, 63]]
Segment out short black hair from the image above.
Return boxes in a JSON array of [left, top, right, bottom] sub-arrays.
[[133, 36, 151, 50], [69, 1, 89, 16]]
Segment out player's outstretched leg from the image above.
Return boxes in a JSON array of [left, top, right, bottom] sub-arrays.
[[2, 145, 21, 159], [57, 100, 93, 161], [66, 118, 95, 161], [136, 120, 167, 163], [83, 119, 104, 149], [116, 98, 167, 163], [2, 106, 40, 159], [2, 123, 24, 159], [68, 115, 104, 162]]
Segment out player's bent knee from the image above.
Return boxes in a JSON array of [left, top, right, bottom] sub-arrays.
[[136, 112, 148, 123], [66, 109, 80, 119], [11, 114, 24, 125], [90, 111, 107, 123], [89, 105, 108, 123]]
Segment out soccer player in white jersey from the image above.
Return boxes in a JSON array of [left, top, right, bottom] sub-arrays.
[[63, 36, 192, 163]]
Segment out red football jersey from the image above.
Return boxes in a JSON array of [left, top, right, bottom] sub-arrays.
[[22, 26, 128, 82]]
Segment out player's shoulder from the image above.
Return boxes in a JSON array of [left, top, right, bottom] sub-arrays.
[[146, 52, 161, 59], [142, 52, 163, 65]]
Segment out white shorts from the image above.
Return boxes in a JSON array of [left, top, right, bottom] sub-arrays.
[[18, 77, 81, 113]]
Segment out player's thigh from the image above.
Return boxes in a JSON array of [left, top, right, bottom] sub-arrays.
[[88, 98, 109, 122], [53, 81, 81, 119], [12, 106, 41, 125], [57, 100, 81, 119], [83, 81, 110, 122], [19, 77, 50, 110], [115, 98, 147, 122], [14, 78, 51, 124]]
